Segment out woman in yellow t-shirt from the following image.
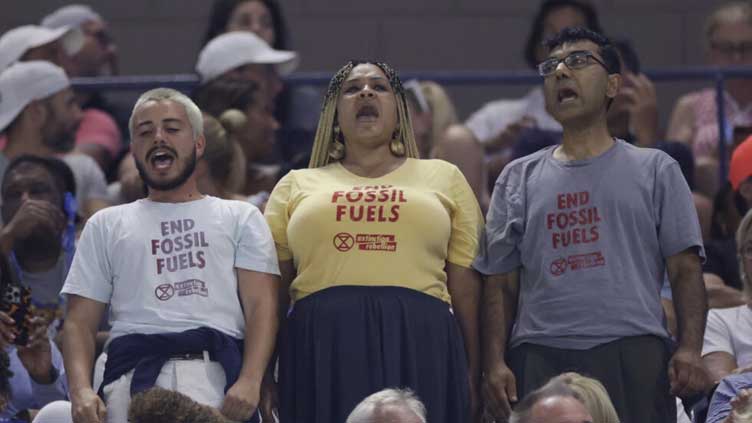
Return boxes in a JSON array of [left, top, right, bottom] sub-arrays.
[[264, 60, 483, 423]]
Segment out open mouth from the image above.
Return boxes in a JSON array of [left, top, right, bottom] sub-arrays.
[[356, 104, 379, 121], [148, 149, 176, 170], [557, 87, 579, 104]]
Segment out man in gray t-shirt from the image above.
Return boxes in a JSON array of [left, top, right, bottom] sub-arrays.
[[476, 28, 708, 423]]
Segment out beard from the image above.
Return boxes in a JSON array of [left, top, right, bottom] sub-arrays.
[[41, 106, 78, 153], [134, 147, 197, 192]]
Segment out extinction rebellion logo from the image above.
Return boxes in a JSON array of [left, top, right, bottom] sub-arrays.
[[333, 232, 397, 252]]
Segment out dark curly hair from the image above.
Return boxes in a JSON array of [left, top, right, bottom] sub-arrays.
[[128, 388, 232, 423], [524, 0, 603, 68]]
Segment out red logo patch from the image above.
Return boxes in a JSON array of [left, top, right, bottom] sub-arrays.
[[549, 257, 567, 276], [333, 232, 355, 252]]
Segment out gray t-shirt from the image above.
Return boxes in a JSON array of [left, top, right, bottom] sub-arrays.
[[474, 140, 704, 349]]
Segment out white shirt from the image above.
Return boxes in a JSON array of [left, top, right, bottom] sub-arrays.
[[702, 305, 752, 367], [61, 196, 280, 341], [465, 87, 561, 144]]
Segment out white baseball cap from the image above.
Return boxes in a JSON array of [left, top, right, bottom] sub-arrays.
[[196, 31, 299, 82], [0, 61, 70, 132], [41, 4, 103, 29], [0, 25, 84, 71]]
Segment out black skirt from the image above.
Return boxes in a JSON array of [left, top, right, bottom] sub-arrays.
[[279, 285, 470, 423]]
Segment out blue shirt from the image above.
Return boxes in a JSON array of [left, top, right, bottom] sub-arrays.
[[706, 373, 752, 423], [3, 341, 67, 418]]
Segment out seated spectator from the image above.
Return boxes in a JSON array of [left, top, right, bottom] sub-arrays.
[[703, 207, 752, 383], [196, 31, 297, 109], [0, 61, 110, 218], [701, 138, 752, 309], [0, 251, 68, 420], [439, 0, 602, 206], [667, 1, 752, 198], [345, 389, 427, 423], [509, 381, 593, 423], [128, 388, 230, 423], [541, 373, 619, 423], [194, 78, 280, 198], [41, 4, 127, 171], [0, 156, 77, 343], [203, 0, 320, 167], [706, 373, 752, 423], [196, 113, 251, 203], [0, 24, 83, 70]]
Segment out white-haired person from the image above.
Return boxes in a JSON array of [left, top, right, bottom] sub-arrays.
[[346, 389, 427, 423], [62, 88, 280, 423], [264, 60, 483, 423], [704, 208, 752, 383]]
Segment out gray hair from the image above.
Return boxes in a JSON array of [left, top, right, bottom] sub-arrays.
[[510, 381, 590, 423], [129, 88, 203, 140], [345, 388, 427, 423]]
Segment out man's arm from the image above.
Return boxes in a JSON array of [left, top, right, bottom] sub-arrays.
[[63, 294, 107, 423], [481, 270, 519, 422], [704, 273, 746, 309], [446, 263, 482, 420], [666, 248, 710, 396], [221, 269, 279, 422]]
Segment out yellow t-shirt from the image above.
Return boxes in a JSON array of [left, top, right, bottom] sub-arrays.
[[264, 158, 483, 303]]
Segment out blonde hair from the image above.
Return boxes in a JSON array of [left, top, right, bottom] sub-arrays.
[[420, 81, 459, 149], [308, 61, 420, 168], [736, 208, 752, 297], [705, 1, 752, 42], [545, 373, 619, 423], [130, 88, 203, 140], [201, 111, 247, 194]]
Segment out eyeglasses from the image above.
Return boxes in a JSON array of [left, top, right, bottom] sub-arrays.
[[710, 40, 752, 58], [538, 50, 609, 77]]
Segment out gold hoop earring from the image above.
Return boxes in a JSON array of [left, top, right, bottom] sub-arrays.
[[329, 125, 345, 160]]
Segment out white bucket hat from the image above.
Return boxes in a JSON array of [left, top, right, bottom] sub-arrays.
[[196, 31, 299, 82], [0, 61, 70, 132], [0, 25, 84, 71]]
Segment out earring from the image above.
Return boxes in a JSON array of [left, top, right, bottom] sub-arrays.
[[390, 127, 405, 156], [329, 125, 345, 160]]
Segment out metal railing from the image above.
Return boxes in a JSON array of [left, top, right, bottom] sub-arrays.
[[71, 65, 752, 184]]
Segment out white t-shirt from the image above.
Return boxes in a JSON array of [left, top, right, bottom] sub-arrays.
[[465, 87, 561, 144], [702, 305, 752, 367], [61, 196, 280, 341], [62, 153, 109, 202]]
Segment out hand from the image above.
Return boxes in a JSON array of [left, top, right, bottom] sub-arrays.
[[728, 389, 752, 423], [221, 377, 260, 422], [482, 362, 518, 422], [0, 311, 17, 346], [16, 317, 53, 383], [620, 72, 659, 146], [668, 347, 709, 397], [118, 154, 145, 203], [259, 372, 278, 423], [732, 365, 752, 375], [0, 199, 65, 252], [71, 387, 107, 423], [486, 116, 536, 152]]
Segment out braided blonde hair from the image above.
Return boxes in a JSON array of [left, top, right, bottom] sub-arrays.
[[308, 60, 420, 168]]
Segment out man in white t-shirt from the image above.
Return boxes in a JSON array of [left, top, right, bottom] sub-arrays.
[[61, 88, 280, 423]]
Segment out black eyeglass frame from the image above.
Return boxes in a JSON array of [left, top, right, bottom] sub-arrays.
[[538, 50, 610, 77]]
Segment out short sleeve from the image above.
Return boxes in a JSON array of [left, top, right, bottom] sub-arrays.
[[472, 162, 525, 275], [655, 160, 705, 260], [446, 165, 484, 268], [234, 205, 280, 275], [702, 309, 734, 357], [60, 212, 112, 303], [264, 172, 294, 261]]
